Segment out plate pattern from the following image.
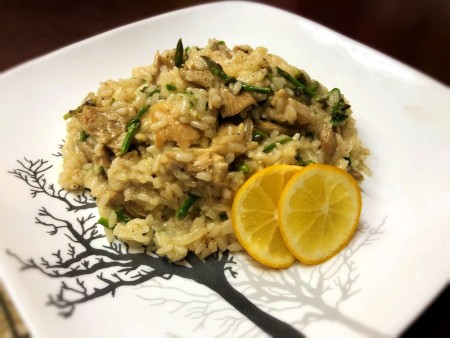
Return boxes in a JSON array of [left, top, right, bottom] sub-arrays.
[[5, 149, 387, 337]]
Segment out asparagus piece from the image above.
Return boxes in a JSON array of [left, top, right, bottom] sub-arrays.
[[175, 38, 184, 68], [201, 56, 271, 93], [176, 193, 200, 220], [263, 137, 293, 153], [276, 67, 316, 97], [120, 105, 149, 155]]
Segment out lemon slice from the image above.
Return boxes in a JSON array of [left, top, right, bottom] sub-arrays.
[[231, 164, 302, 268], [278, 164, 361, 264]]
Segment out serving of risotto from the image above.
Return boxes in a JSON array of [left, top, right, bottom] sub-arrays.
[[59, 39, 369, 262]]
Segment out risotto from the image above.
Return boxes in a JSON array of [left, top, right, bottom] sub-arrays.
[[59, 39, 370, 262]]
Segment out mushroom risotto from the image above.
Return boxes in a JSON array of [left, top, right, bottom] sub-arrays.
[[59, 39, 370, 262]]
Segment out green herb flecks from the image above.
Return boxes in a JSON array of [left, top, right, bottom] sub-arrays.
[[234, 158, 251, 174], [201, 56, 271, 94], [295, 154, 314, 167], [176, 193, 200, 220], [252, 129, 268, 142], [263, 137, 293, 153], [175, 38, 185, 68], [120, 105, 149, 155], [97, 166, 105, 175], [98, 217, 110, 228], [166, 83, 177, 91], [115, 206, 131, 223], [79, 130, 89, 142], [276, 67, 316, 98]]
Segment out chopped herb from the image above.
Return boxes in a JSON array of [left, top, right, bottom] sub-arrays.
[[176, 193, 200, 220], [239, 163, 251, 173], [166, 83, 177, 91], [252, 129, 268, 142], [79, 130, 89, 142], [276, 67, 316, 97], [97, 166, 105, 175], [175, 38, 184, 68], [115, 206, 131, 223], [217, 40, 225, 45], [234, 158, 251, 174], [295, 154, 314, 166], [139, 85, 148, 93], [98, 217, 110, 228], [120, 105, 149, 155], [263, 137, 293, 153]]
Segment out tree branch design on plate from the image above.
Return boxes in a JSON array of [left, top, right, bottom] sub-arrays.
[[5, 153, 387, 337]]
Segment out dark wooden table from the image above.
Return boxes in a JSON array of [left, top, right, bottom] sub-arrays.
[[1, 1, 449, 337]]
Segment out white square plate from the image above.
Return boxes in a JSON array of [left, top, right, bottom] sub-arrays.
[[1, 2, 449, 337]]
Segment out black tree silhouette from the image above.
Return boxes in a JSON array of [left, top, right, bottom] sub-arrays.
[[8, 158, 95, 211], [136, 220, 388, 337], [7, 157, 304, 338]]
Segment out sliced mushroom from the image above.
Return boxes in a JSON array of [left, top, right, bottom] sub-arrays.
[[268, 89, 313, 126], [255, 120, 298, 136], [77, 105, 134, 156], [150, 51, 174, 77], [123, 200, 149, 218], [319, 123, 337, 164], [219, 86, 256, 118], [179, 69, 218, 89], [107, 191, 125, 209], [154, 119, 201, 149], [180, 69, 256, 118]]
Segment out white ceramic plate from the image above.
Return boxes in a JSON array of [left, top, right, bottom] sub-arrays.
[[1, 2, 449, 337]]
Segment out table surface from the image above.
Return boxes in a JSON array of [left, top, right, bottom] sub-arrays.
[[0, 0, 449, 337]]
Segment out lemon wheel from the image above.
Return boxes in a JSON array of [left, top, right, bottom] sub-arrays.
[[231, 164, 302, 268], [278, 164, 362, 264]]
